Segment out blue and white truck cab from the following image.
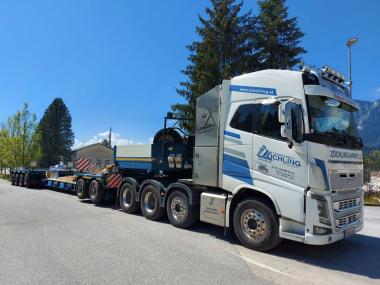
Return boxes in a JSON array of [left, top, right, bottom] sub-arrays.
[[192, 65, 363, 249]]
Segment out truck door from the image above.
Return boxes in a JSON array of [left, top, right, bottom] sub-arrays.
[[223, 103, 255, 188], [251, 100, 308, 222]]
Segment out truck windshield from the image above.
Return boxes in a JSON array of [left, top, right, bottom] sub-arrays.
[[306, 95, 361, 147]]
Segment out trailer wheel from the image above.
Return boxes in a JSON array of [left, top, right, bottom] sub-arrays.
[[20, 174, 25, 187], [25, 174, 31, 188], [166, 190, 198, 228], [119, 182, 139, 214], [14, 174, 20, 186], [233, 198, 281, 251], [88, 180, 105, 204], [76, 178, 88, 199], [11, 174, 15, 185], [140, 185, 164, 221]]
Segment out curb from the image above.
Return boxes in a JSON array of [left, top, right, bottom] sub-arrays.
[[364, 203, 380, 207]]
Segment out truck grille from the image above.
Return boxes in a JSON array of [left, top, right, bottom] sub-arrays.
[[333, 197, 360, 211], [331, 188, 362, 202], [336, 213, 359, 228], [329, 172, 363, 191], [331, 188, 362, 231]]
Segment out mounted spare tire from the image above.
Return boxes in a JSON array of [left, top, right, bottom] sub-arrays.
[[153, 128, 183, 144]]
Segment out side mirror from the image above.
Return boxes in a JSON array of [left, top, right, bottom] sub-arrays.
[[278, 100, 304, 147]]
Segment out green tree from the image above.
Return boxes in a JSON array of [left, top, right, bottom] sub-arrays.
[[364, 150, 380, 171], [39, 98, 75, 167], [173, 0, 257, 132], [0, 103, 41, 168], [254, 0, 305, 69]]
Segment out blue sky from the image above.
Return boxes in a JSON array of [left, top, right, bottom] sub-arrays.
[[0, 0, 379, 147]]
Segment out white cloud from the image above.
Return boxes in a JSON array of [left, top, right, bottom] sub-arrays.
[[73, 130, 149, 149]]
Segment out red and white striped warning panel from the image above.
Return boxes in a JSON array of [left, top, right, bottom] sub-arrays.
[[76, 159, 90, 172], [107, 174, 122, 189]]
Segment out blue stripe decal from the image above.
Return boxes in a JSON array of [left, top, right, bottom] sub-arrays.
[[315, 159, 329, 190], [230, 85, 277, 96], [117, 161, 152, 170], [224, 130, 241, 139], [223, 153, 253, 185]]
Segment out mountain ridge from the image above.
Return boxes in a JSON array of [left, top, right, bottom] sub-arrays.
[[355, 99, 380, 148]]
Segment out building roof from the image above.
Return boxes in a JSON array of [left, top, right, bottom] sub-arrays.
[[72, 143, 112, 152]]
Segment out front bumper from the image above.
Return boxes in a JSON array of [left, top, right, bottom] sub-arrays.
[[303, 188, 364, 245], [303, 219, 363, 245]]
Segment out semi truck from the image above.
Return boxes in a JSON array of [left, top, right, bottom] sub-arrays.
[[11, 66, 364, 251]]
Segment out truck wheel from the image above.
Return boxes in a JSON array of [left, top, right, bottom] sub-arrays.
[[233, 198, 281, 251], [140, 185, 164, 220], [14, 174, 20, 186], [167, 190, 198, 228], [88, 180, 105, 204], [76, 178, 88, 199], [119, 182, 139, 213]]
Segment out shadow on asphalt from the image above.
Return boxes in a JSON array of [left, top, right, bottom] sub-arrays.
[[271, 234, 380, 280], [192, 222, 380, 280], [25, 186, 380, 280]]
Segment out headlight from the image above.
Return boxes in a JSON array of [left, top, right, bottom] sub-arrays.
[[312, 195, 331, 225]]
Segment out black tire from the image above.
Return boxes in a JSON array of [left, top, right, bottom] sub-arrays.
[[14, 174, 20, 186], [119, 182, 139, 214], [25, 174, 31, 188], [233, 198, 281, 251], [76, 178, 88, 199], [20, 174, 25, 187], [11, 174, 15, 185], [166, 190, 198, 228], [88, 180, 105, 204], [140, 185, 165, 221]]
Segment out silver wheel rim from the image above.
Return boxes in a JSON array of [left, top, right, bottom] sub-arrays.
[[240, 209, 266, 242], [144, 192, 156, 213], [170, 196, 187, 222], [77, 181, 83, 194], [89, 183, 97, 197], [122, 186, 132, 207]]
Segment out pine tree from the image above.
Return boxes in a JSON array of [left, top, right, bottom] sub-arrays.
[[173, 0, 258, 132], [254, 0, 305, 69], [38, 98, 74, 167]]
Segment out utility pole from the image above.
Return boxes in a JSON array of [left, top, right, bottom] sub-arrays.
[[109, 127, 112, 147]]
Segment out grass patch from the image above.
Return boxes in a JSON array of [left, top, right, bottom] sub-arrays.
[[0, 174, 11, 181], [364, 192, 380, 206]]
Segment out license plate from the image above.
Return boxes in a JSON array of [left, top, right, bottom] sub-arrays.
[[344, 227, 356, 238]]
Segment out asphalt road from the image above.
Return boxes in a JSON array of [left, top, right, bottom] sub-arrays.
[[0, 179, 379, 285]]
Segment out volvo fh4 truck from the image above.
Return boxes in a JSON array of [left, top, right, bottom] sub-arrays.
[[109, 66, 363, 251]]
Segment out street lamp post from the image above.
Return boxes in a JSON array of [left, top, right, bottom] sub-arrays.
[[346, 37, 358, 95]]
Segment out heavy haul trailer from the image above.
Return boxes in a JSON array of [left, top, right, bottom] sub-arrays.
[[78, 66, 364, 251], [11, 168, 72, 188], [43, 161, 124, 203]]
